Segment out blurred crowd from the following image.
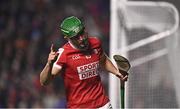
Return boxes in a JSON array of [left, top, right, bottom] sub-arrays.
[[0, 0, 110, 108]]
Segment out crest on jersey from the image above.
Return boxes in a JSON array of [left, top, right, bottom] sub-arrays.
[[85, 55, 91, 59]]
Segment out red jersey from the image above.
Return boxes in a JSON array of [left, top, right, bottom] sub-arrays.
[[54, 37, 109, 108]]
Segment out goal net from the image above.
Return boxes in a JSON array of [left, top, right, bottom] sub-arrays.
[[109, 0, 179, 108]]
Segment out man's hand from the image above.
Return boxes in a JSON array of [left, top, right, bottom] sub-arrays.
[[116, 69, 128, 81], [47, 44, 58, 65]]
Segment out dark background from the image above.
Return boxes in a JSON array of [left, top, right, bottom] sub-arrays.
[[0, 0, 110, 108]]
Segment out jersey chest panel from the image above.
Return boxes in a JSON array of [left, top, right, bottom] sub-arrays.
[[65, 49, 101, 81]]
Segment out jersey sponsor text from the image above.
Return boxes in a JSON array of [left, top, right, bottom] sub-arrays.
[[77, 61, 99, 80]]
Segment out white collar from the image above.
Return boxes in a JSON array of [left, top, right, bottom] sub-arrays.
[[68, 41, 78, 50]]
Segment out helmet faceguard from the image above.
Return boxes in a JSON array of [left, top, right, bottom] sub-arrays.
[[68, 30, 89, 51]]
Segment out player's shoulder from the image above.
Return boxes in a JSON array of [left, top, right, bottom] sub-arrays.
[[57, 47, 64, 54], [60, 42, 76, 53], [89, 36, 102, 45], [61, 42, 71, 50], [56, 43, 69, 54]]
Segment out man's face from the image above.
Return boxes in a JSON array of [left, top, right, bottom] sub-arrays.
[[69, 29, 89, 51]]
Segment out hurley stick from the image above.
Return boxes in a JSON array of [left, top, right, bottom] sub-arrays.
[[113, 55, 131, 109]]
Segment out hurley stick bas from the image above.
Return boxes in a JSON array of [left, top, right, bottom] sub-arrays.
[[113, 55, 131, 109]]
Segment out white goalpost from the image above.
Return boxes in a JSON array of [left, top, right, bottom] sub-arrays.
[[110, 0, 179, 108]]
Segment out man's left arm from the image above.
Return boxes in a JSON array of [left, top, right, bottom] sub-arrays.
[[99, 53, 128, 81]]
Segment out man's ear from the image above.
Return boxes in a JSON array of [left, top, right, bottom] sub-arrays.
[[64, 36, 68, 38]]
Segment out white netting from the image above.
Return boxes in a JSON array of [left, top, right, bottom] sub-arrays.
[[110, 1, 180, 108]]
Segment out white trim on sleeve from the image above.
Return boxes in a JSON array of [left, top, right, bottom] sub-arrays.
[[53, 48, 64, 67]]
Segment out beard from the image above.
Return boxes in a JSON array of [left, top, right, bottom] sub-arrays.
[[76, 39, 89, 51], [70, 38, 89, 51]]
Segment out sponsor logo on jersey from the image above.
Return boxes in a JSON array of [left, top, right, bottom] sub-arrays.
[[72, 54, 80, 60], [77, 61, 99, 80]]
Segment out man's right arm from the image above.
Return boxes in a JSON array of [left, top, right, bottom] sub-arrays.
[[40, 62, 62, 86], [40, 62, 53, 86], [40, 44, 62, 86]]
